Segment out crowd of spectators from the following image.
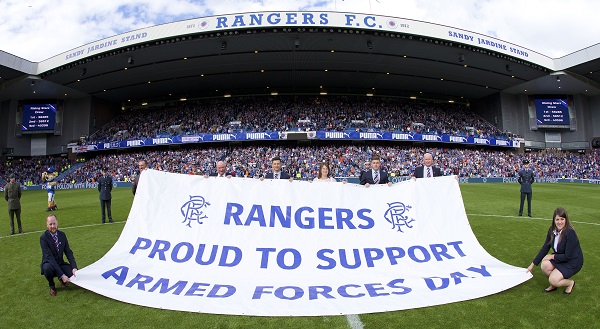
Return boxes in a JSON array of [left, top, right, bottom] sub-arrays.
[[42, 145, 600, 184], [2, 96, 598, 185], [86, 96, 514, 144], [0, 156, 73, 186]]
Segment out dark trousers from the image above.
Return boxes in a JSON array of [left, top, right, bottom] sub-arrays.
[[42, 262, 73, 288], [100, 199, 112, 222], [8, 208, 22, 234], [519, 192, 532, 216]]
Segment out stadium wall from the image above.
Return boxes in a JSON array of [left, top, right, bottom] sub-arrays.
[[471, 94, 503, 131], [88, 97, 121, 138], [43, 97, 93, 154], [562, 94, 591, 148], [0, 100, 9, 154], [61, 97, 92, 145], [499, 93, 596, 149], [0, 99, 31, 156], [591, 96, 600, 138], [0, 97, 118, 156], [499, 93, 533, 138]]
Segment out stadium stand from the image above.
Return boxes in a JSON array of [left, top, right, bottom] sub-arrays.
[[86, 96, 516, 144], [3, 97, 599, 185]]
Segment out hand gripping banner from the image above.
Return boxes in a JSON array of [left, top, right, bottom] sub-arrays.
[[71, 170, 531, 316]]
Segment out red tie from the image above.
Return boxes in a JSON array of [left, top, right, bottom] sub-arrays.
[[52, 234, 59, 251], [427, 167, 431, 178]]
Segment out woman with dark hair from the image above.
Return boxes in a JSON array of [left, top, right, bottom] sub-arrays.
[[526, 207, 583, 294]]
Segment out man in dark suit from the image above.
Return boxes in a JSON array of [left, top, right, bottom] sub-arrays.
[[360, 155, 392, 187], [98, 167, 113, 223], [413, 153, 443, 178], [358, 161, 370, 184], [518, 159, 535, 217], [209, 161, 235, 178], [262, 156, 292, 181], [132, 160, 148, 195], [40, 214, 78, 296]]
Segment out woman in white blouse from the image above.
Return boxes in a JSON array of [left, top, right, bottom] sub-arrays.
[[313, 162, 338, 182]]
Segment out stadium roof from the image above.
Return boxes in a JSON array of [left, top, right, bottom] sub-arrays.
[[1, 12, 600, 105]]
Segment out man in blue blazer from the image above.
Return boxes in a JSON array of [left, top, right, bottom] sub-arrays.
[[360, 155, 392, 187], [263, 156, 292, 180], [40, 214, 78, 296], [518, 159, 535, 217], [98, 167, 113, 223], [413, 153, 443, 178]]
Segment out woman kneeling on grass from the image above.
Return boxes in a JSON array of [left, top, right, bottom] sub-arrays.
[[526, 207, 583, 294]]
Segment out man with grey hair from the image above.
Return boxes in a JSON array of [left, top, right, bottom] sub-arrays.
[[209, 160, 235, 178], [132, 159, 148, 195], [413, 152, 443, 178]]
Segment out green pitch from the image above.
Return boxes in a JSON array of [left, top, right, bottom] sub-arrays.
[[1, 183, 598, 328]]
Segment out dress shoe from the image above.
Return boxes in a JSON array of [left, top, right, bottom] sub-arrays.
[[50, 288, 57, 296], [564, 281, 576, 295], [518, 213, 522, 217], [543, 287, 557, 293], [109, 218, 113, 223]]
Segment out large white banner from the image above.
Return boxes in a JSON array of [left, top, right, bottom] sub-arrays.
[[72, 170, 531, 316]]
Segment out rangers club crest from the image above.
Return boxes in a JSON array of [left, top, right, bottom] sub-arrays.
[[180, 195, 211, 228], [383, 201, 415, 233]]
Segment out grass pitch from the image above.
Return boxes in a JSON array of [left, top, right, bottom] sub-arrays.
[[1, 183, 599, 328]]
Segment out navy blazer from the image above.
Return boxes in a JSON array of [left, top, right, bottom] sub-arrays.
[[413, 165, 443, 178], [98, 175, 113, 200], [264, 171, 291, 179], [518, 169, 535, 193], [209, 172, 236, 177], [533, 227, 583, 270], [360, 169, 389, 185], [40, 230, 78, 277]]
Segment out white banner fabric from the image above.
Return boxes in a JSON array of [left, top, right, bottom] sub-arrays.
[[72, 170, 531, 316]]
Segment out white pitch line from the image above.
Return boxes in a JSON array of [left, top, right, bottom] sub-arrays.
[[466, 213, 600, 226], [346, 314, 364, 329], [0, 220, 125, 239]]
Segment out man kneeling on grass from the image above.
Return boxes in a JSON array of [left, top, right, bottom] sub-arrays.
[[40, 214, 78, 296]]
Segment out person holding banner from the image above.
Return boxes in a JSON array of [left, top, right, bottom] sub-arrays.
[[360, 155, 392, 187], [312, 162, 338, 182], [40, 214, 78, 296], [262, 156, 293, 181], [526, 208, 583, 294], [132, 160, 148, 195], [209, 161, 235, 178], [358, 161, 370, 183], [413, 153, 443, 178]]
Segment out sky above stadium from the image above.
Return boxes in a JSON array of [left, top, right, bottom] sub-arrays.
[[1, 0, 598, 62]]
